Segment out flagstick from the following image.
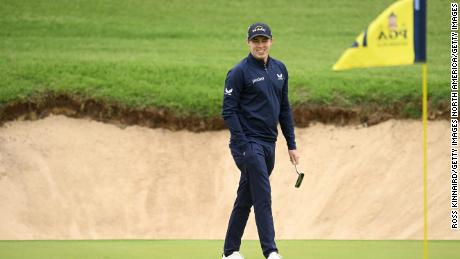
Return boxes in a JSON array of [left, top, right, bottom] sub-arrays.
[[422, 63, 428, 259]]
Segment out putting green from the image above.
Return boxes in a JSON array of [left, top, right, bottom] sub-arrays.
[[0, 240, 458, 259]]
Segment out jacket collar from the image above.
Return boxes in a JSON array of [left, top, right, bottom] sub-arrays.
[[247, 53, 270, 69]]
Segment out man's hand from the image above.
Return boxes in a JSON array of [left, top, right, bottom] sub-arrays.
[[288, 149, 300, 165]]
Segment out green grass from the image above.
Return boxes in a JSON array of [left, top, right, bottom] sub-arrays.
[[0, 240, 458, 259], [0, 0, 450, 117]]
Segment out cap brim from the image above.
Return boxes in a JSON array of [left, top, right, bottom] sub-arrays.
[[248, 34, 272, 40]]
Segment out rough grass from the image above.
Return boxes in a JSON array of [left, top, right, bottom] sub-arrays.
[[0, 0, 450, 117]]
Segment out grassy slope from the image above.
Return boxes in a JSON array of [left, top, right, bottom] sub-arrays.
[[0, 0, 450, 117], [0, 240, 459, 259]]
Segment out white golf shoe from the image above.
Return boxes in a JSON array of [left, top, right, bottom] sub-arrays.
[[222, 251, 244, 259], [267, 251, 282, 259]]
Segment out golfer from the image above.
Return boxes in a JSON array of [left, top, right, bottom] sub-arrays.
[[221, 22, 299, 259]]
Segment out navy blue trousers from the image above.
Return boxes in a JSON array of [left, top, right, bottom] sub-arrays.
[[224, 141, 278, 258]]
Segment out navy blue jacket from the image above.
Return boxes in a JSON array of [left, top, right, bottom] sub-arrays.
[[222, 53, 296, 152]]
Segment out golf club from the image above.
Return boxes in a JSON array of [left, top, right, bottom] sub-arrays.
[[294, 164, 305, 188]]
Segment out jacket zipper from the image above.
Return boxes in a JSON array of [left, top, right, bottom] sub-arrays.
[[264, 62, 273, 87]]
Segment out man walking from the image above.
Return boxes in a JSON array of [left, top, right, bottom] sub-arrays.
[[221, 22, 300, 259]]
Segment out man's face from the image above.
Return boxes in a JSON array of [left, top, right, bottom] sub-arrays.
[[247, 36, 272, 62]]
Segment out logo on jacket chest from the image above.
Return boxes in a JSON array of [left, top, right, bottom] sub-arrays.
[[276, 73, 284, 80], [252, 77, 265, 84]]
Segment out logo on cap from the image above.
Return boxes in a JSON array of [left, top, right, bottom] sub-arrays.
[[252, 26, 266, 33]]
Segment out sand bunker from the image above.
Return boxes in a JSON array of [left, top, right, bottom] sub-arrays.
[[0, 115, 455, 240]]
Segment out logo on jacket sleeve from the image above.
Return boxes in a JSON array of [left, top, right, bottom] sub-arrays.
[[224, 88, 233, 96], [276, 73, 284, 80]]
